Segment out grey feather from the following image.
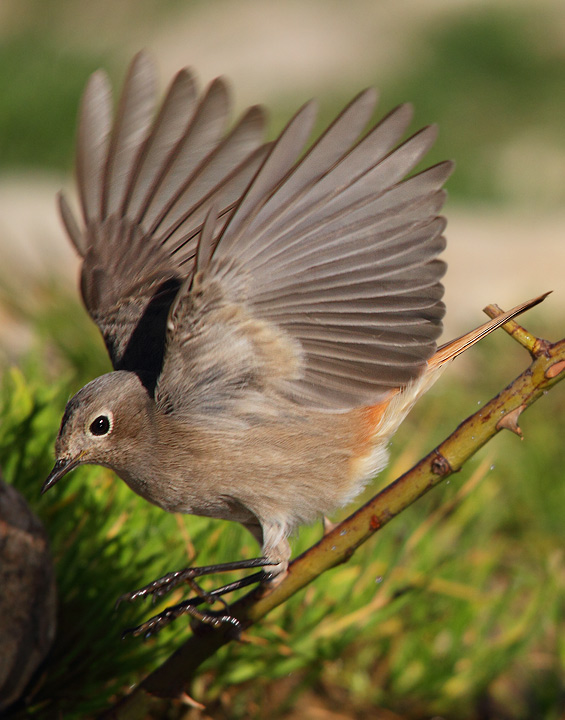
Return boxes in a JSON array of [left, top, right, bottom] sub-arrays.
[[62, 52, 269, 389], [76, 70, 112, 226], [125, 68, 199, 222], [101, 52, 157, 219], [57, 191, 85, 256], [158, 94, 452, 411], [195, 203, 219, 271], [140, 78, 230, 236]]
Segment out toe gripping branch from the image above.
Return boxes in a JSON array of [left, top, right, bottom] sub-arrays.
[[118, 558, 276, 639]]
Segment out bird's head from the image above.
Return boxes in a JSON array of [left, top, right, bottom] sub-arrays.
[[42, 371, 153, 494]]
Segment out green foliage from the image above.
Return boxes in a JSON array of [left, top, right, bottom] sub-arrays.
[[1, 292, 563, 719]]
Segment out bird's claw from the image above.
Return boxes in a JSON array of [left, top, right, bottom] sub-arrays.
[[115, 569, 195, 609], [122, 599, 242, 640]]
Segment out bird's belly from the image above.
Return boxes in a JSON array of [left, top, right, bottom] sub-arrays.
[[116, 464, 255, 523], [115, 404, 398, 529]]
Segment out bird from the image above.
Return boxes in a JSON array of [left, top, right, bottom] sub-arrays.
[[42, 52, 545, 636]]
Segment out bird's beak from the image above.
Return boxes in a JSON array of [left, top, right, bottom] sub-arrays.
[[41, 454, 84, 495]]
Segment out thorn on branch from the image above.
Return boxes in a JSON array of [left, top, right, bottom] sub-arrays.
[[323, 516, 339, 535], [496, 405, 526, 436], [180, 692, 206, 710]]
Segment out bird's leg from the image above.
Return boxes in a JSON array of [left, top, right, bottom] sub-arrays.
[[122, 569, 268, 639], [119, 528, 289, 636]]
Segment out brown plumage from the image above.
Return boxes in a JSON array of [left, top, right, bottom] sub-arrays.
[[44, 52, 545, 633]]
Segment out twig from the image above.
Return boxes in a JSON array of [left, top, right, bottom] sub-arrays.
[[483, 302, 551, 357], [100, 311, 565, 719]]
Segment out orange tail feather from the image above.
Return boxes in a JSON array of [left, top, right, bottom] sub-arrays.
[[429, 292, 550, 369]]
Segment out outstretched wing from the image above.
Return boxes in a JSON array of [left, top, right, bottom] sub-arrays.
[[156, 90, 453, 416], [60, 51, 270, 389]]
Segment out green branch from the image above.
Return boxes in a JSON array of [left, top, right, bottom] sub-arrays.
[[101, 308, 565, 719]]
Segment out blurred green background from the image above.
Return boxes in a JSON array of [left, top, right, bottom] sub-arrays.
[[0, 1, 563, 718]]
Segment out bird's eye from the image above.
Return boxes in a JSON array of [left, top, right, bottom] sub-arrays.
[[89, 415, 111, 436]]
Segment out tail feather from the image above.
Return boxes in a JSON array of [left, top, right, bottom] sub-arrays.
[[429, 292, 550, 369], [349, 291, 549, 492]]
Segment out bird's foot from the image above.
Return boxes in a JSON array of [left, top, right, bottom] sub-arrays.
[[118, 557, 276, 637]]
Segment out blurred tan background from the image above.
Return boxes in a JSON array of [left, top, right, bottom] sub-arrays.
[[0, 0, 563, 344]]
